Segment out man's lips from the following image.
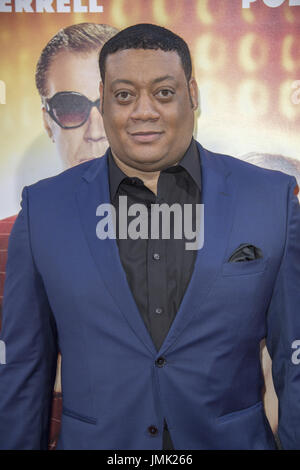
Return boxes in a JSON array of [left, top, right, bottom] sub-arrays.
[[128, 131, 164, 143]]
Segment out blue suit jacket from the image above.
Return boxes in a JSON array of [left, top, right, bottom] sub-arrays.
[[0, 142, 300, 450]]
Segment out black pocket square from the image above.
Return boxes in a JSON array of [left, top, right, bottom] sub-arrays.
[[228, 243, 263, 263]]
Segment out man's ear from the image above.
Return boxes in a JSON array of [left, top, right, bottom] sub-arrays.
[[189, 78, 199, 111], [99, 81, 104, 116], [42, 107, 55, 142]]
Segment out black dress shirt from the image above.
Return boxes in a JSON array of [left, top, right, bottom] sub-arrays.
[[108, 138, 202, 450]]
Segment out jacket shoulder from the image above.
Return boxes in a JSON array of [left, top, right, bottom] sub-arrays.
[[24, 157, 104, 199]]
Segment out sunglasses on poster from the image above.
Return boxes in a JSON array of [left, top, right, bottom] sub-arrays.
[[43, 91, 101, 129]]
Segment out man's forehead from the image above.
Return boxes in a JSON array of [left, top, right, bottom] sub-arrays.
[[105, 48, 184, 82], [46, 49, 101, 97]]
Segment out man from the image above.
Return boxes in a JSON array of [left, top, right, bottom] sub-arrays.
[[0, 22, 118, 449], [0, 23, 300, 450], [37, 23, 119, 169]]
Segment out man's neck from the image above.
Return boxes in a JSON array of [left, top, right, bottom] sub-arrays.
[[111, 151, 164, 195]]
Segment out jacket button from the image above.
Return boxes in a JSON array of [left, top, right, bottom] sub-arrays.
[[148, 425, 158, 436], [155, 356, 166, 367], [155, 307, 163, 315]]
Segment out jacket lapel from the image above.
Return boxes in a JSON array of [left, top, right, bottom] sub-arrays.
[[76, 151, 157, 355], [159, 144, 237, 356]]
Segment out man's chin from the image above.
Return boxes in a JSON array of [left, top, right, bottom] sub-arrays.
[[76, 148, 109, 165], [129, 152, 175, 171], [76, 141, 109, 165], [77, 158, 96, 164]]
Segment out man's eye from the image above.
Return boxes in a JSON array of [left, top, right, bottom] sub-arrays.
[[116, 91, 132, 102], [156, 89, 174, 99]]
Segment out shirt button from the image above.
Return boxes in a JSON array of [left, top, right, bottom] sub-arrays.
[[155, 357, 166, 367], [153, 253, 160, 261], [148, 425, 158, 436], [155, 307, 163, 315]]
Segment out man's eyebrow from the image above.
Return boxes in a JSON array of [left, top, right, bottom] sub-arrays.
[[111, 79, 135, 87], [152, 75, 177, 85], [111, 75, 177, 88]]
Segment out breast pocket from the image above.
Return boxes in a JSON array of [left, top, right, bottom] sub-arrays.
[[217, 400, 263, 424], [62, 406, 97, 425], [221, 258, 268, 277]]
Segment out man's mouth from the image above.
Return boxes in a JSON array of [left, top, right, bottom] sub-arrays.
[[129, 131, 164, 143]]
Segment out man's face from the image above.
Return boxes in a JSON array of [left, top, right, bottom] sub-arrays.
[[43, 49, 108, 168], [100, 49, 198, 172]]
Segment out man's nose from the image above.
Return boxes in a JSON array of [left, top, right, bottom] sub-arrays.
[[130, 94, 160, 121], [84, 106, 106, 141]]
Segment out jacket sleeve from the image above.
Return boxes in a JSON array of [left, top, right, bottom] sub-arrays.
[[0, 187, 58, 450], [266, 176, 300, 450]]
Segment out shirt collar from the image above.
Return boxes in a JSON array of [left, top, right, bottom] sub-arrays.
[[108, 137, 201, 200], [166, 137, 201, 192], [108, 150, 130, 201]]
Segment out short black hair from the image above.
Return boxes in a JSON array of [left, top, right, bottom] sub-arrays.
[[99, 23, 192, 84]]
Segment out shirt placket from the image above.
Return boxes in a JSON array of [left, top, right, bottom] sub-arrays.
[[146, 190, 169, 353]]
